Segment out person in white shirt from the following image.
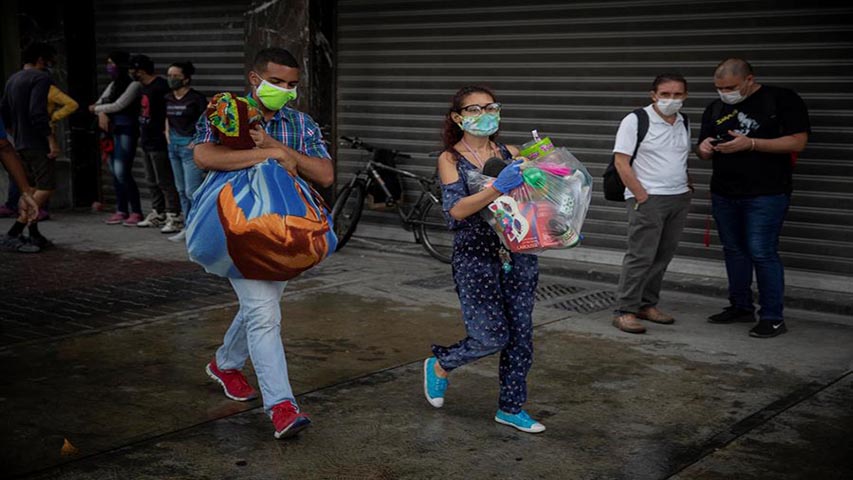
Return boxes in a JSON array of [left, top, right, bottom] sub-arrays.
[[611, 73, 692, 334]]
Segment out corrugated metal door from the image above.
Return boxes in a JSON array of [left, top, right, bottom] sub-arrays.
[[93, 0, 249, 209], [336, 0, 853, 276]]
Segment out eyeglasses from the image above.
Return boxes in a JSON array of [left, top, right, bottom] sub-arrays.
[[458, 102, 501, 116]]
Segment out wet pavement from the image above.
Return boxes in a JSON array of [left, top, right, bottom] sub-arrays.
[[2, 212, 852, 479]]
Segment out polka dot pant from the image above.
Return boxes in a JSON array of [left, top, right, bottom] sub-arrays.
[[432, 224, 539, 414]]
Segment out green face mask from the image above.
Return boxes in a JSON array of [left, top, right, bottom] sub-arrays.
[[256, 79, 297, 110]]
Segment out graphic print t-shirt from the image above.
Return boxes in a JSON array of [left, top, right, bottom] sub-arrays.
[[699, 85, 810, 197], [139, 76, 170, 151], [165, 89, 208, 137]]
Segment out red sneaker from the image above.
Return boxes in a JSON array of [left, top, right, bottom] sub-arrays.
[[122, 212, 144, 226], [271, 400, 311, 439], [105, 211, 128, 225], [205, 359, 259, 402]]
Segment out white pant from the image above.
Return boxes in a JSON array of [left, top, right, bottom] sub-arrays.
[[215, 278, 294, 413]]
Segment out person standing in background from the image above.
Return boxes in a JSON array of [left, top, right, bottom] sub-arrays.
[[611, 74, 692, 334], [47, 84, 79, 163], [164, 61, 208, 241], [0, 43, 58, 250], [697, 58, 810, 338], [0, 67, 78, 222], [90, 51, 144, 226], [128, 54, 181, 232]]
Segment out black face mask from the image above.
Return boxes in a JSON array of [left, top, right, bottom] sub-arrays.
[[167, 78, 185, 90]]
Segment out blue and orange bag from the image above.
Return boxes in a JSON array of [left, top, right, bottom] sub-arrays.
[[185, 92, 336, 281], [186, 160, 337, 281]]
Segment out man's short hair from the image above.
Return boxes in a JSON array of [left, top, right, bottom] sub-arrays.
[[129, 54, 155, 73], [715, 58, 754, 78], [253, 48, 299, 73], [651, 73, 688, 92], [22, 42, 57, 65]]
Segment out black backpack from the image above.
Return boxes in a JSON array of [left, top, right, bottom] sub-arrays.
[[602, 108, 689, 202]]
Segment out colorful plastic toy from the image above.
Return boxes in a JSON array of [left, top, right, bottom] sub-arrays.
[[468, 131, 592, 254]]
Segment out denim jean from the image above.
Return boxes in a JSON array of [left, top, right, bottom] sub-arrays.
[[108, 131, 142, 214], [168, 132, 205, 216], [712, 193, 790, 321], [215, 278, 295, 413]]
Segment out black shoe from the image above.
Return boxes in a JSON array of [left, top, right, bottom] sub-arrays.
[[749, 320, 788, 338], [28, 234, 54, 250], [0, 234, 40, 253], [708, 306, 755, 324]]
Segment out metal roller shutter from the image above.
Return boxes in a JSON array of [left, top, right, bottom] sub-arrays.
[[94, 0, 249, 209], [336, 0, 853, 277]]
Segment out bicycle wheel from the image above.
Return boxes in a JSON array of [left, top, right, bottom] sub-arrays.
[[331, 179, 367, 251], [416, 197, 453, 264]]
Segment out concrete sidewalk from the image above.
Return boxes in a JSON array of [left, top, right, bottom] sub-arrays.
[[2, 212, 852, 479]]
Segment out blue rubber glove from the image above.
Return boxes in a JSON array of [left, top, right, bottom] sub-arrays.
[[492, 160, 524, 194]]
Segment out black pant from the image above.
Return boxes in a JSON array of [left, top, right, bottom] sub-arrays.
[[142, 150, 180, 214]]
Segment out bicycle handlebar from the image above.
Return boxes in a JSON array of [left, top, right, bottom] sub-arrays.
[[339, 136, 411, 159]]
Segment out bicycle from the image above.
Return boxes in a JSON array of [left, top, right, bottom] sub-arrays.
[[332, 136, 452, 263]]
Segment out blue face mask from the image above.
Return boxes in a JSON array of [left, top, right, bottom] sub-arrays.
[[459, 112, 500, 137]]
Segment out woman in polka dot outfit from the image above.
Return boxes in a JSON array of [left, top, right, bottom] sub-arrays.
[[423, 85, 545, 434]]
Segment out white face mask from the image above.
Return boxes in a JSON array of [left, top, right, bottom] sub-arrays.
[[718, 89, 745, 105], [656, 98, 683, 116]]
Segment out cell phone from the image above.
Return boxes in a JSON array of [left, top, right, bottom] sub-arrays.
[[710, 135, 734, 146]]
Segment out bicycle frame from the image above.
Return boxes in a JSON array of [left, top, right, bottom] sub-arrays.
[[341, 157, 441, 228], [334, 136, 452, 262]]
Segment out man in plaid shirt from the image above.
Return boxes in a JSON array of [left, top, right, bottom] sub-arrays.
[[193, 48, 334, 440]]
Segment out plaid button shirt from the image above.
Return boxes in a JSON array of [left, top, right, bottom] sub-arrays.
[[193, 104, 330, 160]]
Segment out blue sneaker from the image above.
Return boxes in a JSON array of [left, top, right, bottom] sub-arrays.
[[494, 409, 546, 433], [423, 357, 448, 408]]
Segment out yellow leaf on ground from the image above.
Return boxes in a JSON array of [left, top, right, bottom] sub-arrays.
[[60, 438, 79, 457]]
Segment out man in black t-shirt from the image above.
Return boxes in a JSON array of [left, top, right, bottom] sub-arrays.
[[1, 43, 57, 250], [697, 58, 810, 339], [130, 55, 180, 231]]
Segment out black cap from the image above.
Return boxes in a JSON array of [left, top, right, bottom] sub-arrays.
[[129, 54, 154, 73]]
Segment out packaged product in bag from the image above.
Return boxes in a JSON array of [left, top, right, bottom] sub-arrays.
[[467, 132, 593, 254]]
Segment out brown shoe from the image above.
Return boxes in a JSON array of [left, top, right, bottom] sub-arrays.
[[612, 313, 646, 334], [637, 306, 674, 324]]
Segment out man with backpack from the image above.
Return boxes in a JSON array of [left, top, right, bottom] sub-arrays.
[[697, 58, 809, 338], [610, 73, 692, 334]]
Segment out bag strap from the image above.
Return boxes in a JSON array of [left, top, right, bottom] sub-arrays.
[[629, 108, 650, 166]]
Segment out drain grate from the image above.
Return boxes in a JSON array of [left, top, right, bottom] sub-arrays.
[[535, 283, 584, 302], [401, 277, 615, 314], [549, 290, 617, 314]]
